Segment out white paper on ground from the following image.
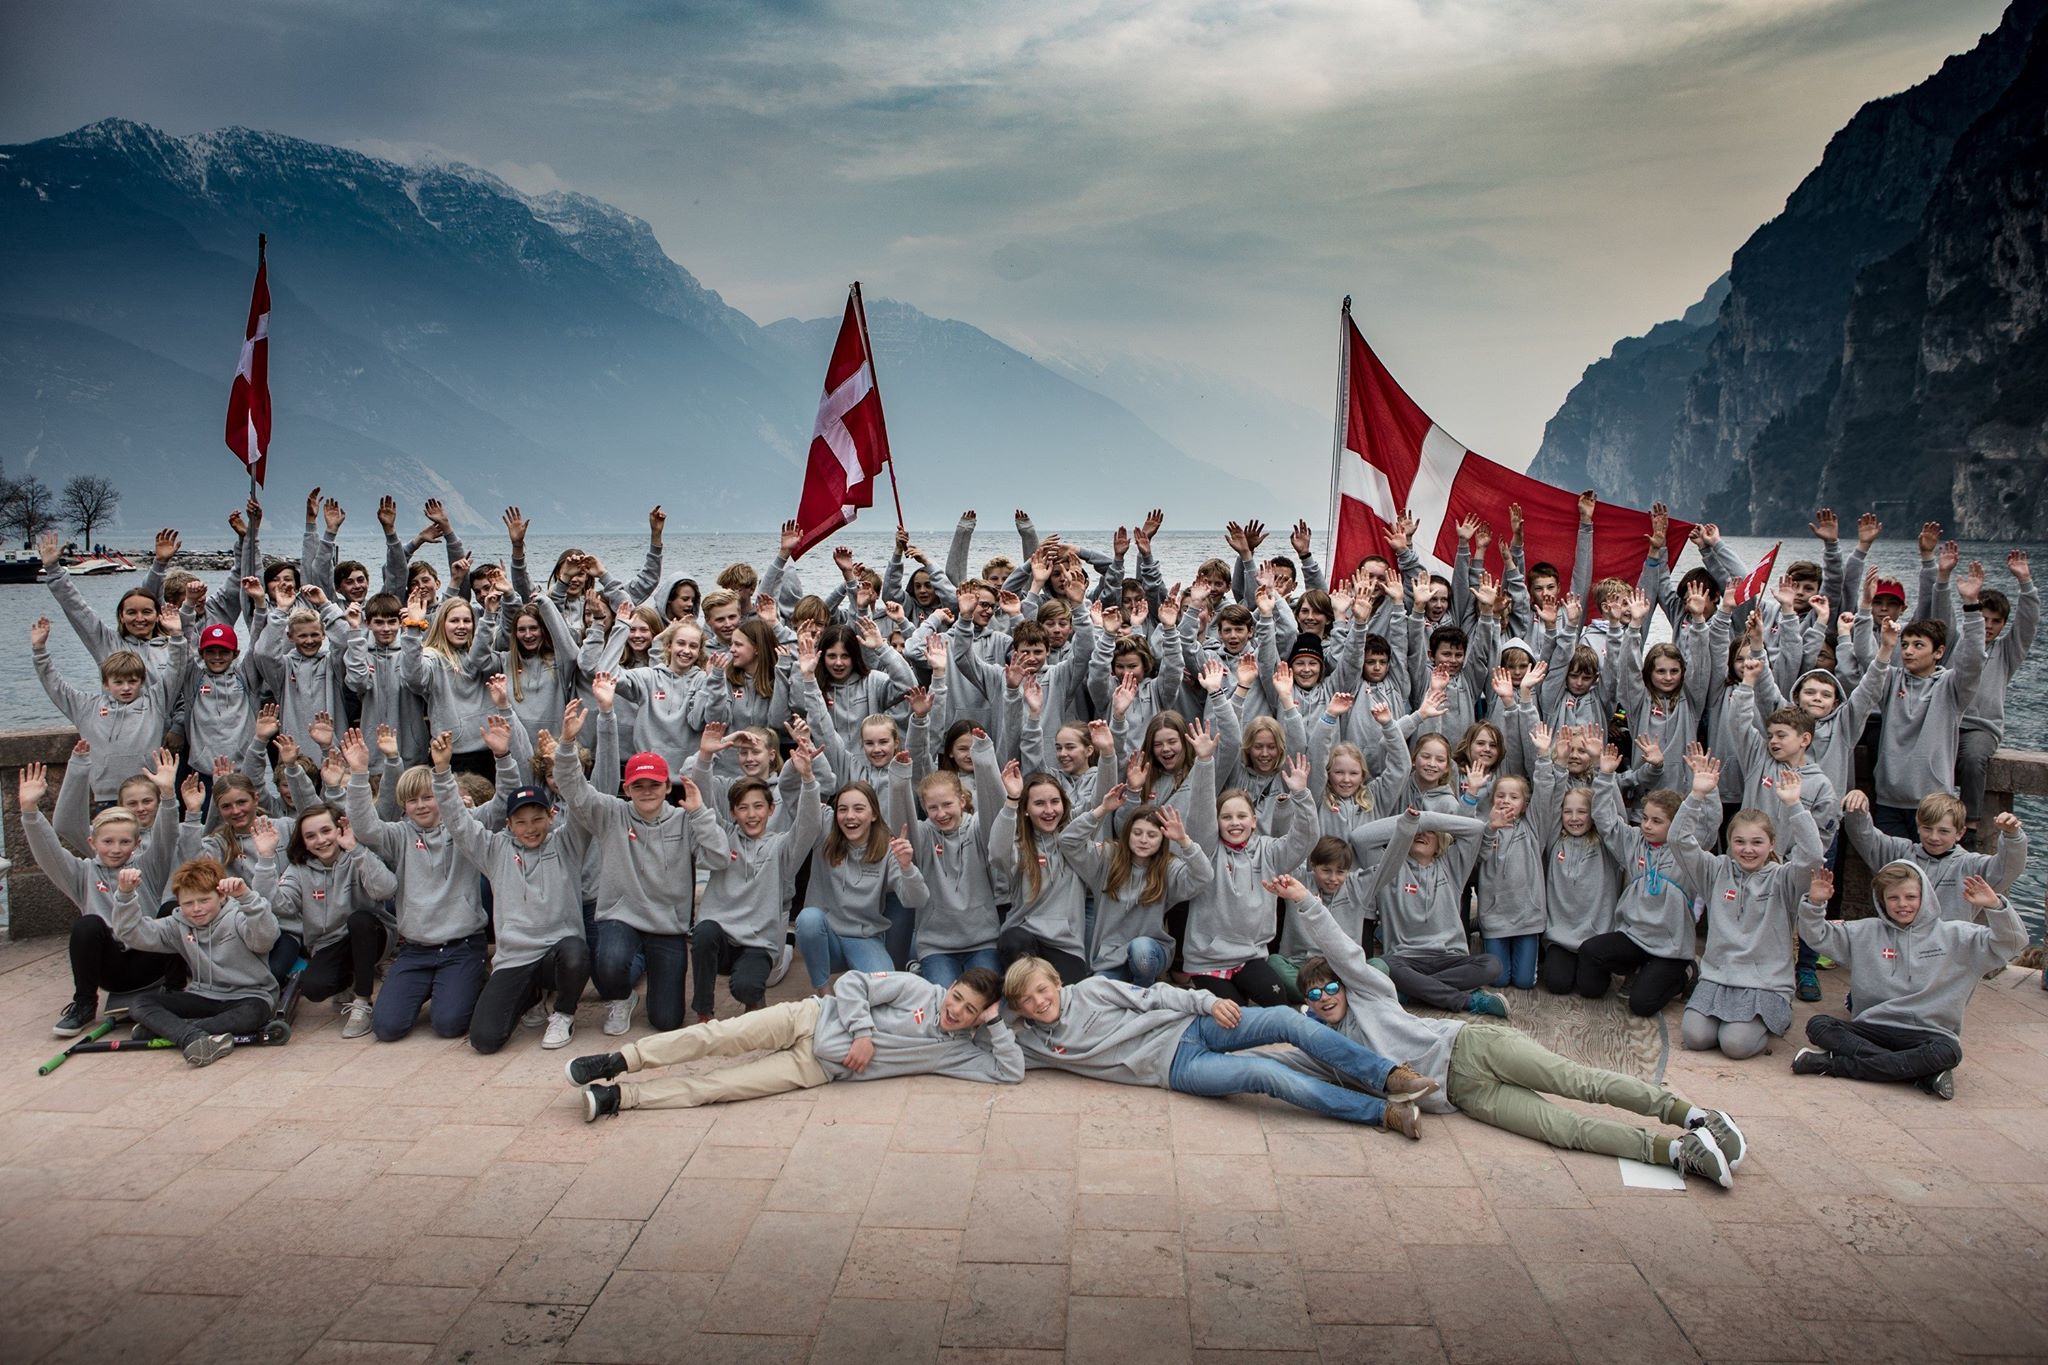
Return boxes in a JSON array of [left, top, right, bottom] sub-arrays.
[[1617, 1158, 1687, 1190]]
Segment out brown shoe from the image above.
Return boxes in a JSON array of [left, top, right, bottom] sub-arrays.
[[1381, 1099, 1421, 1140], [1384, 1065, 1440, 1104]]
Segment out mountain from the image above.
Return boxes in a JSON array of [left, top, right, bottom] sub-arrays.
[[1531, 0, 2048, 536], [0, 119, 1261, 534]]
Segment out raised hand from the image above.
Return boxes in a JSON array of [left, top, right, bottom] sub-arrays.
[[1958, 560, 1984, 605], [1918, 521, 1942, 556], [2009, 550, 2032, 585], [590, 670, 618, 713], [677, 776, 705, 812], [18, 762, 48, 809], [481, 714, 513, 757], [1281, 752, 1311, 792], [1272, 659, 1295, 707], [1808, 866, 1835, 904], [559, 698, 587, 746], [308, 711, 336, 751], [29, 615, 50, 651], [342, 727, 371, 774], [1491, 667, 1514, 701], [1529, 720, 1553, 756], [1158, 805, 1189, 845], [1000, 759, 1024, 802], [1809, 507, 1838, 544], [427, 731, 455, 771], [250, 816, 280, 860], [1188, 718, 1217, 761], [1021, 674, 1045, 718], [117, 866, 144, 895], [1774, 767, 1803, 804], [1199, 658, 1227, 695], [1685, 744, 1719, 795]]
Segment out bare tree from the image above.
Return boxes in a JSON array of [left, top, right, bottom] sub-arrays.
[[0, 474, 55, 546], [60, 474, 122, 549]]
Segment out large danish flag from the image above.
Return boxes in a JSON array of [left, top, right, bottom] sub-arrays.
[[792, 286, 895, 558], [225, 236, 272, 486], [1327, 302, 1690, 605]]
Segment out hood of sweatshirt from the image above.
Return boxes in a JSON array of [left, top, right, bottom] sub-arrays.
[[1870, 859, 1941, 944], [1792, 667, 1845, 713]]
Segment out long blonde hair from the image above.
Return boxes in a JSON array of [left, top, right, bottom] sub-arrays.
[[422, 597, 476, 665], [1322, 742, 1374, 813]]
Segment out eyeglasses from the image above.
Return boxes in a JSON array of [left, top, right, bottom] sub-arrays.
[[1304, 982, 1345, 1002]]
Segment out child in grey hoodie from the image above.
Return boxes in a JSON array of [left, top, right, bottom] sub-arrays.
[[1001, 957, 1428, 1137], [1840, 792, 2028, 924], [567, 967, 1021, 1120], [1793, 863, 2027, 1100], [111, 860, 279, 1068]]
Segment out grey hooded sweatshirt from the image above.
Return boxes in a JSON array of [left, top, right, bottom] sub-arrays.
[[1842, 805, 2028, 923], [1671, 793, 1823, 995], [1058, 809, 1214, 972], [701, 777, 823, 952], [345, 772, 488, 946], [1592, 773, 1698, 961], [1798, 861, 2027, 1044], [554, 751, 728, 937], [1870, 608, 1986, 808], [811, 971, 1024, 1085], [268, 846, 399, 953], [112, 886, 280, 1007], [437, 769, 588, 970], [1007, 977, 1219, 1088]]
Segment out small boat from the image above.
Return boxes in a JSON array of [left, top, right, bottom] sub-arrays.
[[64, 553, 137, 576], [0, 552, 42, 585]]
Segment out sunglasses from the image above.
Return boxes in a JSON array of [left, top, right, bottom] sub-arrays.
[[1304, 982, 1344, 1002]]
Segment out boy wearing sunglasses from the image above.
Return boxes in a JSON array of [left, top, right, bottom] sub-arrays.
[[1268, 874, 1747, 1188]]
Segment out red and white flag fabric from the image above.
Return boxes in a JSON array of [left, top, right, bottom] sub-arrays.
[[1328, 302, 1692, 612], [225, 236, 272, 486], [792, 285, 894, 558], [1725, 542, 1780, 606]]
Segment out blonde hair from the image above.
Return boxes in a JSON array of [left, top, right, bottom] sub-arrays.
[[1322, 742, 1373, 813], [1916, 793, 1967, 830], [1002, 956, 1062, 1007], [422, 598, 476, 665], [90, 806, 142, 839], [1726, 807, 1778, 850], [1871, 863, 1920, 904], [394, 764, 436, 806]]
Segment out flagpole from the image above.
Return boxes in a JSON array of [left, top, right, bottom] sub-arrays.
[[850, 282, 905, 532], [1324, 296, 1352, 569], [249, 233, 266, 501]]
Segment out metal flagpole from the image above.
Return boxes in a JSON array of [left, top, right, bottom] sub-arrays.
[[850, 281, 905, 531], [1324, 296, 1352, 568]]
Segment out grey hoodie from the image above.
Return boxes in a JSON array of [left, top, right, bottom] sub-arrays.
[[34, 645, 184, 803], [1870, 609, 1986, 808], [1535, 753, 1618, 952], [1356, 810, 1487, 955], [1798, 861, 2027, 1044], [24, 803, 181, 925], [344, 772, 488, 945], [1841, 805, 2028, 923], [887, 762, 1001, 957], [701, 777, 823, 952], [437, 770, 588, 970], [554, 751, 729, 937], [268, 846, 399, 953], [1724, 683, 1841, 847], [811, 971, 1024, 1085], [1058, 809, 1214, 971], [1592, 773, 1698, 961], [1182, 789, 1320, 975], [1671, 793, 1823, 995], [112, 886, 280, 1007], [1006, 977, 1218, 1088]]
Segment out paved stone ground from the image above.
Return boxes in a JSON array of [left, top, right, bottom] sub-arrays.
[[3, 937, 2047, 1365]]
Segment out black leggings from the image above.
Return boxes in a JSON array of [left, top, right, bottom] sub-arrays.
[[1538, 942, 1580, 996], [1574, 932, 1691, 1017], [298, 911, 390, 1002], [69, 915, 180, 1006], [468, 938, 593, 1055], [1186, 957, 1288, 1009], [996, 927, 1090, 984]]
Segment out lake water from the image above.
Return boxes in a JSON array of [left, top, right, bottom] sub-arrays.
[[7, 526, 2042, 920]]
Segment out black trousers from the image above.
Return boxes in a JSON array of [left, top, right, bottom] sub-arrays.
[[298, 911, 390, 1003], [1806, 1015, 1962, 1083], [467, 938, 593, 1055], [1187, 957, 1289, 1009], [129, 989, 273, 1049], [997, 927, 1090, 984], [1574, 931, 1691, 1017], [69, 915, 180, 1007], [1384, 949, 1502, 1011], [1539, 942, 1580, 996], [691, 921, 775, 1016]]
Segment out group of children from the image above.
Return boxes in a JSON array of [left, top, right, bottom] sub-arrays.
[[17, 490, 2038, 1183]]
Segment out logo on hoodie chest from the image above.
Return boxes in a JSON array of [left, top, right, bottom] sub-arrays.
[[1881, 946, 1898, 961], [912, 1007, 926, 1025]]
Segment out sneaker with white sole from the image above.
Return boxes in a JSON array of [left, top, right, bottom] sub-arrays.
[[1917, 1069, 1956, 1101], [331, 990, 356, 1013], [766, 942, 793, 988], [1687, 1109, 1748, 1170], [340, 998, 375, 1039], [583, 1083, 622, 1122], [183, 1033, 236, 1067], [603, 991, 638, 1037], [521, 1002, 548, 1029], [541, 1013, 575, 1050], [1675, 1130, 1733, 1189]]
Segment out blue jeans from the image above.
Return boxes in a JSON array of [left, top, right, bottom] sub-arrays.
[[1101, 937, 1170, 988], [883, 893, 917, 970], [1481, 933, 1540, 990], [373, 934, 488, 1042], [794, 906, 895, 988], [919, 949, 1001, 989], [592, 920, 688, 1032], [1168, 1006, 1395, 1125]]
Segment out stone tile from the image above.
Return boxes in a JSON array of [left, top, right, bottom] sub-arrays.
[[550, 1129, 694, 1221], [1166, 1096, 1270, 1153], [385, 1235, 522, 1289], [991, 1069, 1092, 1114], [1064, 1295, 1190, 1365], [807, 1075, 910, 1125], [1175, 1152, 1280, 1211], [960, 1170, 1075, 1264], [1496, 1206, 1633, 1265], [1078, 1109, 1171, 1149], [1069, 1229, 1186, 1298], [678, 1142, 787, 1181], [1465, 1147, 1592, 1209], [329, 1173, 475, 1259], [700, 1210, 858, 1334], [1357, 1116, 1476, 1187], [764, 1119, 890, 1214], [1795, 1316, 1951, 1365], [1180, 1207, 1293, 1253], [836, 1227, 964, 1301], [1796, 1190, 1958, 1256], [890, 1093, 996, 1153], [1407, 1244, 1572, 1365], [1264, 1130, 1366, 1177], [295, 1341, 435, 1365], [1524, 1261, 1697, 1365], [1653, 1284, 1826, 1362], [1586, 1196, 1765, 1291], [275, 1138, 416, 1202], [1278, 1175, 1410, 1272], [620, 1177, 771, 1273], [808, 1298, 945, 1363], [1715, 1222, 1911, 1324], [435, 1160, 582, 1239], [483, 1216, 641, 1305], [1383, 1184, 1507, 1246], [702, 1098, 813, 1148], [1301, 1267, 1431, 1327], [328, 1285, 479, 1344], [1909, 1127, 2048, 1185], [388, 1122, 523, 1177], [428, 1300, 584, 1364], [862, 1150, 980, 1229], [1857, 1253, 2048, 1358], [1076, 1146, 1176, 1199], [558, 1269, 720, 1363], [1311, 1325, 1448, 1363], [941, 1262, 1068, 1349], [168, 1288, 352, 1365], [981, 1110, 1079, 1171], [1184, 1251, 1309, 1349], [35, 1292, 233, 1365], [103, 1162, 278, 1234], [662, 1333, 810, 1364]]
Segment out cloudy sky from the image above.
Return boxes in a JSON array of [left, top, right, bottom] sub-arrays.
[[0, 0, 2013, 464]]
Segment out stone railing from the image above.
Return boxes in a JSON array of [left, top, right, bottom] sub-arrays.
[[0, 725, 2043, 939]]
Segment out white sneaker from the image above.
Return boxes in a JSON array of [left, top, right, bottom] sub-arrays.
[[331, 990, 356, 1013], [541, 1013, 575, 1050], [521, 1002, 548, 1029], [766, 943, 793, 988], [340, 998, 374, 1039], [603, 991, 638, 1037]]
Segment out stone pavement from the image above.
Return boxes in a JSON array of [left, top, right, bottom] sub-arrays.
[[2, 936, 2047, 1365]]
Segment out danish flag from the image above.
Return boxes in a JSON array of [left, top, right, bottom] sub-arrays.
[[1726, 543, 1781, 608], [1881, 946, 1898, 961], [792, 285, 898, 558], [1327, 301, 1691, 614], [225, 235, 272, 486]]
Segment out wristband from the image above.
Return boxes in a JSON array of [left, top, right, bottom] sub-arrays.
[[1963, 602, 1983, 614]]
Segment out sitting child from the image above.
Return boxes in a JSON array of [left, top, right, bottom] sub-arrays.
[[1793, 864, 2026, 1100], [110, 859, 279, 1067]]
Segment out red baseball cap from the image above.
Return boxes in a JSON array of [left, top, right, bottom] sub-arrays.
[[622, 752, 671, 788], [1872, 578, 1906, 603], [199, 623, 239, 652]]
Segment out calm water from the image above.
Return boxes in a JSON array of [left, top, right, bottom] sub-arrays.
[[7, 527, 2043, 918]]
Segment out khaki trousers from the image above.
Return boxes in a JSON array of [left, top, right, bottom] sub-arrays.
[[619, 998, 830, 1110], [1445, 1023, 1686, 1162]]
